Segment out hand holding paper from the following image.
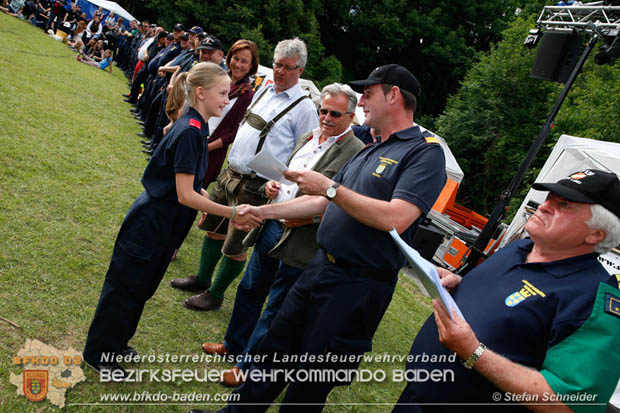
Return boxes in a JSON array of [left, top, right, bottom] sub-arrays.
[[389, 229, 464, 320], [246, 149, 293, 184]]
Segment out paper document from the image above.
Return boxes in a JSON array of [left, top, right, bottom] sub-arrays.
[[246, 149, 293, 184], [389, 229, 464, 320]]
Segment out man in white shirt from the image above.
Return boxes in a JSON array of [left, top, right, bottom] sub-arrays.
[[171, 37, 319, 312]]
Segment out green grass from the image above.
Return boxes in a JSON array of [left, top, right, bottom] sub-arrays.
[[0, 13, 433, 412]]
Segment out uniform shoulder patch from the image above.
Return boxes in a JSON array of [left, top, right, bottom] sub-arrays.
[[189, 119, 201, 129], [605, 293, 620, 319], [424, 136, 440, 144]]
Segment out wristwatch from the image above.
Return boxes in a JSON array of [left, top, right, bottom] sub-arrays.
[[461, 342, 487, 370], [325, 183, 340, 200]]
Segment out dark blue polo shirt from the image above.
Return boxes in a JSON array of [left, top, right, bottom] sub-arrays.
[[141, 107, 209, 201], [401, 239, 610, 411], [317, 125, 446, 274], [352, 125, 376, 145], [149, 43, 182, 74]]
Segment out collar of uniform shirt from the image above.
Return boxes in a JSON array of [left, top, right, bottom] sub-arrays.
[[316, 126, 351, 145]]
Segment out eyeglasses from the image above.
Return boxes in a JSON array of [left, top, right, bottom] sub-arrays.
[[273, 62, 300, 72], [318, 108, 353, 118]]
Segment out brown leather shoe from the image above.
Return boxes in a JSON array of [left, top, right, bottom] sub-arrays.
[[169, 275, 209, 292], [201, 342, 228, 355], [220, 366, 244, 387], [184, 291, 223, 311]]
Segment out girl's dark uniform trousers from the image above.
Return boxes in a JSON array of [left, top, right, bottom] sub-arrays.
[[84, 107, 209, 364]]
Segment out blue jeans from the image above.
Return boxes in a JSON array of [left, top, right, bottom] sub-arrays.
[[223, 220, 303, 370]]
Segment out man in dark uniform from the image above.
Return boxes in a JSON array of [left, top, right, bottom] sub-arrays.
[[393, 169, 620, 412], [200, 83, 365, 386], [189, 64, 447, 412]]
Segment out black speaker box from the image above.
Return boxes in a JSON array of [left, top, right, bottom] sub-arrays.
[[531, 31, 583, 83], [411, 224, 445, 261]]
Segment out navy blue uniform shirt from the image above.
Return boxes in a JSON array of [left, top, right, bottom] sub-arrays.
[[317, 125, 446, 274], [141, 107, 209, 201], [403, 239, 609, 410]]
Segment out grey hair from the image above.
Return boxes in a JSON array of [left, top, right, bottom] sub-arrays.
[[321, 83, 358, 113], [587, 204, 620, 254], [274, 37, 307, 69]]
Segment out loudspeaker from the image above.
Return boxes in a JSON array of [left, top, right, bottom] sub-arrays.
[[412, 224, 445, 261], [531, 31, 583, 83]]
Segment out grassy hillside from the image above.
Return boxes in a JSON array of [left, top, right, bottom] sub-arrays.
[[0, 13, 433, 412]]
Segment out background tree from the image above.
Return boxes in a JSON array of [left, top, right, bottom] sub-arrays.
[[435, 11, 620, 215]]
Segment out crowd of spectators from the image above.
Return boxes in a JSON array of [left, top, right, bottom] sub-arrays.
[[1, 0, 129, 69]]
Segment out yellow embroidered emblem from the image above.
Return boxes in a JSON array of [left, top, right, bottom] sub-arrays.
[[505, 280, 546, 307], [372, 157, 398, 178]]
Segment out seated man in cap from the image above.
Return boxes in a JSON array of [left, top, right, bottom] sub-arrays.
[[393, 169, 620, 412], [188, 64, 447, 412]]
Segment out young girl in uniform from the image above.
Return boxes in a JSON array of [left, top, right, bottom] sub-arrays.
[[83, 62, 261, 375]]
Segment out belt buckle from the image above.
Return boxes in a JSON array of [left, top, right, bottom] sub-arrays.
[[326, 252, 336, 264]]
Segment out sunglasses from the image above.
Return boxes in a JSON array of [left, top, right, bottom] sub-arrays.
[[318, 108, 353, 118]]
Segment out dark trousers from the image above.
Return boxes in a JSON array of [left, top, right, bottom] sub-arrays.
[[223, 220, 303, 369], [83, 192, 190, 364], [223, 250, 398, 412]]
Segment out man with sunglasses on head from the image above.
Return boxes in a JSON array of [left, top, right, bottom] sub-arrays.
[[173, 37, 319, 312], [200, 83, 364, 387], [189, 64, 447, 413]]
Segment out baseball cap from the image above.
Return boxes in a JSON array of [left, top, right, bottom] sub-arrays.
[[166, 32, 174, 40], [349, 64, 421, 96], [197, 35, 222, 51], [179, 32, 189, 41], [156, 31, 168, 40], [174, 23, 184, 32], [188, 26, 204, 36], [532, 169, 620, 218]]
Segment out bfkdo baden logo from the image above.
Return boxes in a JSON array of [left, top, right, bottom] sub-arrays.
[[10, 339, 86, 408], [23, 370, 49, 402]]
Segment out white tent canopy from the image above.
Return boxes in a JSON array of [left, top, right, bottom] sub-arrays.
[[76, 0, 137, 24]]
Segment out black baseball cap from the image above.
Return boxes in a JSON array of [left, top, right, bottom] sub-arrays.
[[180, 32, 189, 41], [532, 169, 620, 218], [197, 35, 222, 51], [156, 31, 168, 40], [174, 23, 184, 32], [166, 32, 174, 40], [189, 26, 204, 36], [349, 64, 421, 96]]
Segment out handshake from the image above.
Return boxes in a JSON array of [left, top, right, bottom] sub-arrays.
[[231, 204, 264, 231]]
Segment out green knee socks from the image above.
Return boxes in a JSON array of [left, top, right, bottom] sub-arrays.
[[196, 236, 224, 286], [209, 257, 246, 299]]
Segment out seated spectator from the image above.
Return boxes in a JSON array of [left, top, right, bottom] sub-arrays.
[[104, 10, 115, 32], [85, 38, 104, 61], [33, 0, 49, 23], [67, 20, 86, 50], [83, 14, 102, 44], [1, 0, 25, 18], [77, 49, 113, 72]]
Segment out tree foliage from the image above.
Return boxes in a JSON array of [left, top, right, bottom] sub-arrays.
[[118, 0, 522, 116], [436, 12, 620, 215]]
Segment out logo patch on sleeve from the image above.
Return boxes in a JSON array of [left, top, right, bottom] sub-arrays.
[[424, 136, 440, 144], [189, 119, 201, 129], [605, 293, 620, 319]]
